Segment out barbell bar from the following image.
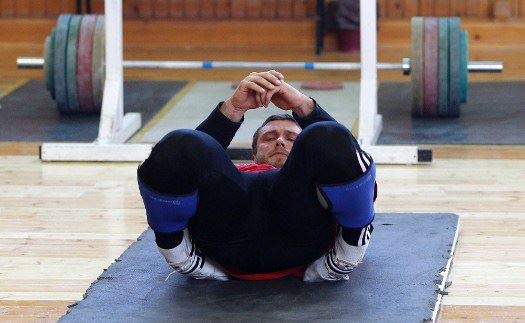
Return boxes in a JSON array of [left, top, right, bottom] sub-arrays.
[[18, 56, 502, 74]]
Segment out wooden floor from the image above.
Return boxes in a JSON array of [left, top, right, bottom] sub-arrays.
[[0, 151, 524, 322], [1, 20, 525, 320]]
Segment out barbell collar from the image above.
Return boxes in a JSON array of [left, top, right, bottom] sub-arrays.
[[467, 61, 504, 73], [16, 56, 503, 73], [17, 57, 45, 69], [402, 58, 411, 75]]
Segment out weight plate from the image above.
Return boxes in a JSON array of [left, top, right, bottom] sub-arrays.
[[48, 28, 56, 100], [53, 14, 72, 114], [460, 31, 469, 103], [66, 15, 82, 113], [437, 18, 449, 117], [92, 16, 105, 112], [411, 17, 424, 117], [77, 15, 97, 113], [43, 36, 51, 96], [423, 17, 439, 117], [448, 17, 461, 117]]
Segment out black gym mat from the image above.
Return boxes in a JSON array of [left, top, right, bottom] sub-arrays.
[[377, 81, 525, 145], [59, 213, 458, 323], [0, 80, 186, 142]]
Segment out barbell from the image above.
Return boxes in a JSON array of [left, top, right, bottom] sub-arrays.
[[18, 15, 503, 117]]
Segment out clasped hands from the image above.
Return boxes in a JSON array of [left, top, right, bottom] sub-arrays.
[[220, 70, 314, 122]]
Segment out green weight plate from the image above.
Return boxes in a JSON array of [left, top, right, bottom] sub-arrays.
[[66, 15, 82, 113], [460, 31, 469, 103], [437, 18, 449, 117], [48, 28, 56, 100], [77, 15, 97, 113], [53, 14, 72, 114], [448, 17, 461, 117], [411, 17, 424, 117], [43, 36, 51, 96], [92, 16, 105, 112], [423, 17, 439, 117]]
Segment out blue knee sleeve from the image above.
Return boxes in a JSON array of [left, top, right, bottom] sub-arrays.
[[137, 178, 198, 233], [318, 163, 376, 229]]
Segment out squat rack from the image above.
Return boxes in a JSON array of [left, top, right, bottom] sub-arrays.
[[37, 0, 428, 164]]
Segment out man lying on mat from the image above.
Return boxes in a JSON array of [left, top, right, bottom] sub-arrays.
[[137, 70, 377, 282]]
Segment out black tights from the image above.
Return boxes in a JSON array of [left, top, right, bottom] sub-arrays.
[[138, 121, 369, 273]]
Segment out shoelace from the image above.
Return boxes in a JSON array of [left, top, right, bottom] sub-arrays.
[[164, 270, 177, 282]]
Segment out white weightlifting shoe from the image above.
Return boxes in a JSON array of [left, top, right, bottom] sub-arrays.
[[303, 224, 373, 282], [157, 230, 229, 281]]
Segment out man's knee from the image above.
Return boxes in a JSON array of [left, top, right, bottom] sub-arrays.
[[291, 121, 370, 184], [155, 129, 212, 156], [139, 129, 217, 185], [298, 121, 355, 152], [147, 129, 224, 169]]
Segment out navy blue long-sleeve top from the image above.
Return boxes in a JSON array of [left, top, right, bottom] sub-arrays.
[[195, 100, 337, 149]]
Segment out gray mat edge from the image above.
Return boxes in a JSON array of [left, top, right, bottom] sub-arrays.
[[432, 218, 460, 322]]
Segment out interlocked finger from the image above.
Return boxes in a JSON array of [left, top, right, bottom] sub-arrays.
[[264, 85, 280, 107], [256, 91, 264, 108], [239, 79, 267, 95], [244, 75, 277, 92], [257, 71, 283, 87], [267, 70, 285, 81]]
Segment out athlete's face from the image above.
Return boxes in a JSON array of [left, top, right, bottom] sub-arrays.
[[253, 120, 302, 168]]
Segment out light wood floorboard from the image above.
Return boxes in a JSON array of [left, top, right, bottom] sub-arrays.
[[0, 155, 522, 321]]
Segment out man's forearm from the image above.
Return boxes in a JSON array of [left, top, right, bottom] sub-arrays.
[[292, 98, 336, 129], [220, 99, 245, 122], [195, 102, 243, 149], [291, 95, 315, 118]]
